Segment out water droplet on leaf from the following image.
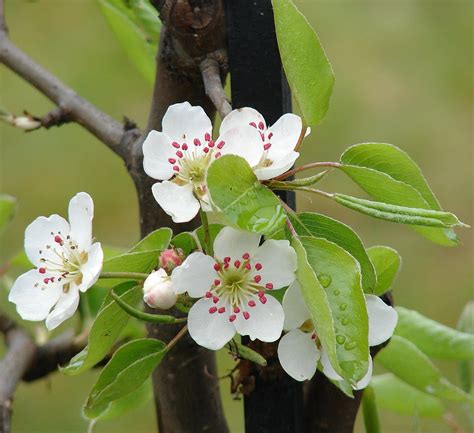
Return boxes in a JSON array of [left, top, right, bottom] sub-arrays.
[[317, 273, 332, 288], [339, 303, 347, 311], [341, 318, 349, 326], [344, 341, 357, 351], [336, 335, 346, 345]]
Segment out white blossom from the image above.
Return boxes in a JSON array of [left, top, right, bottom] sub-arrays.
[[143, 268, 177, 310]]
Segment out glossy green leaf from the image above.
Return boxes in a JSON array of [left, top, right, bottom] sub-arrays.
[[272, 0, 334, 126], [458, 302, 474, 393], [289, 211, 376, 293], [371, 373, 445, 418], [129, 228, 172, 253], [97, 0, 160, 83], [340, 143, 460, 246], [207, 155, 286, 235], [63, 283, 142, 375], [394, 307, 474, 360], [362, 385, 381, 433], [377, 336, 474, 405], [84, 338, 166, 418], [294, 236, 369, 383], [367, 246, 401, 296], [0, 194, 16, 233]]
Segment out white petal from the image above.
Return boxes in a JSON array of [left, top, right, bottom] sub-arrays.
[[8, 269, 63, 321], [171, 252, 217, 297], [152, 181, 200, 223], [45, 288, 80, 330], [251, 240, 297, 289], [267, 113, 302, 160], [353, 356, 373, 390], [255, 151, 300, 181], [234, 294, 284, 342], [77, 242, 103, 292], [320, 349, 343, 382], [142, 130, 176, 180], [68, 192, 94, 252], [282, 281, 311, 330], [217, 125, 263, 167], [365, 295, 398, 346], [213, 227, 261, 261], [24, 214, 70, 267], [188, 298, 236, 350], [219, 107, 266, 135], [305, 127, 311, 137], [278, 329, 320, 381], [143, 268, 168, 293], [162, 102, 212, 144]]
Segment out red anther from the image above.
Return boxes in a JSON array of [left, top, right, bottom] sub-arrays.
[[176, 150, 184, 158], [203, 147, 209, 154], [233, 306, 241, 314], [50, 277, 55, 282], [213, 296, 219, 304], [224, 257, 231, 263], [39, 267, 46, 274], [205, 133, 211, 141], [172, 142, 180, 148], [194, 138, 201, 146], [260, 132, 265, 141], [234, 260, 241, 268], [311, 333, 316, 340], [214, 263, 221, 271], [268, 132, 273, 139], [244, 263, 251, 270], [215, 152, 221, 158], [249, 122, 257, 128], [168, 158, 176, 164], [43, 278, 50, 284], [229, 314, 237, 322], [265, 283, 274, 290], [263, 143, 272, 151], [209, 307, 218, 314], [223, 262, 229, 269], [255, 263, 263, 271], [208, 140, 215, 148], [218, 307, 226, 314], [54, 235, 63, 244], [254, 275, 262, 283], [258, 290, 265, 298], [260, 296, 267, 304], [242, 252, 250, 260], [258, 121, 265, 130], [205, 291, 212, 298], [173, 166, 180, 172], [182, 143, 188, 150], [214, 279, 220, 286], [243, 311, 250, 320], [248, 300, 256, 307], [216, 141, 225, 149]]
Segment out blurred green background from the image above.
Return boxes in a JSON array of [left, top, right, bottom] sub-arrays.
[[0, 0, 472, 432]]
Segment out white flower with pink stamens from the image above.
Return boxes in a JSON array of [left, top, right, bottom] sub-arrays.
[[170, 227, 297, 350], [142, 102, 263, 223], [277, 282, 398, 386], [219, 107, 306, 181], [9, 193, 103, 330]]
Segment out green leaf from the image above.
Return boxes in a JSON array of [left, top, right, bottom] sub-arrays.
[[84, 338, 166, 418], [272, 0, 334, 126], [0, 194, 16, 233], [371, 373, 445, 418], [334, 193, 465, 228], [63, 283, 142, 375], [394, 307, 474, 360], [458, 301, 474, 393], [129, 228, 172, 253], [171, 224, 223, 256], [367, 246, 401, 296], [289, 211, 376, 293], [97, 0, 160, 83], [293, 236, 369, 383], [340, 143, 460, 246], [377, 336, 474, 405], [362, 385, 381, 433], [207, 155, 286, 235]]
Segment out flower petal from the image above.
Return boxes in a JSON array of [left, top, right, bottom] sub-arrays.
[[171, 252, 217, 297], [278, 329, 320, 381], [188, 298, 236, 350], [142, 130, 176, 181], [353, 356, 373, 390], [162, 102, 212, 144], [251, 240, 297, 289], [267, 113, 302, 160], [255, 151, 300, 181], [219, 107, 266, 135], [213, 227, 261, 261], [68, 192, 94, 252], [217, 125, 263, 167], [24, 214, 70, 267], [234, 294, 284, 342], [320, 349, 343, 382], [45, 288, 80, 330], [366, 294, 398, 346], [8, 269, 63, 321], [282, 281, 311, 330], [77, 242, 103, 292], [152, 181, 200, 223]]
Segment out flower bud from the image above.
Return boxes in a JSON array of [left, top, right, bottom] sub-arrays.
[[159, 248, 184, 272], [143, 268, 177, 310]]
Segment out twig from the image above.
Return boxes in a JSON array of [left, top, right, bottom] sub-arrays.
[[274, 161, 341, 181], [200, 56, 232, 118]]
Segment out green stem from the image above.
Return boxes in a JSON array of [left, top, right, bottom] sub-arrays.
[[199, 208, 213, 256], [274, 161, 341, 181], [362, 385, 381, 433], [100, 271, 149, 280], [110, 289, 186, 324]]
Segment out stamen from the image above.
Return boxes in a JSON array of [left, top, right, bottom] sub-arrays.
[[242, 252, 250, 260], [243, 311, 250, 320], [213, 296, 219, 304], [182, 144, 188, 150], [172, 141, 180, 148], [38, 267, 46, 274], [255, 263, 263, 270], [249, 122, 257, 128], [258, 290, 265, 298], [209, 306, 217, 314], [194, 138, 201, 146], [233, 306, 241, 314], [173, 166, 180, 172], [214, 263, 221, 271], [254, 275, 262, 283], [224, 257, 231, 263], [248, 300, 256, 307], [258, 121, 265, 130], [263, 143, 272, 151], [244, 263, 251, 270], [260, 296, 267, 304], [168, 158, 176, 164], [216, 141, 225, 149], [54, 235, 63, 245], [203, 147, 209, 154], [214, 279, 221, 286], [265, 283, 273, 290], [176, 150, 184, 158], [204, 133, 211, 141], [218, 307, 225, 314], [234, 260, 241, 268], [268, 132, 273, 139], [205, 291, 212, 298], [208, 140, 215, 148], [229, 314, 236, 322], [215, 152, 221, 158]]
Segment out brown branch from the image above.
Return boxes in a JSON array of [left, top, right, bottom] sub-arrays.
[[200, 55, 232, 118]]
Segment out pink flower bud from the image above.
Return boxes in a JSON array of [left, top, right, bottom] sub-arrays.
[[159, 248, 184, 272], [143, 269, 177, 310]]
